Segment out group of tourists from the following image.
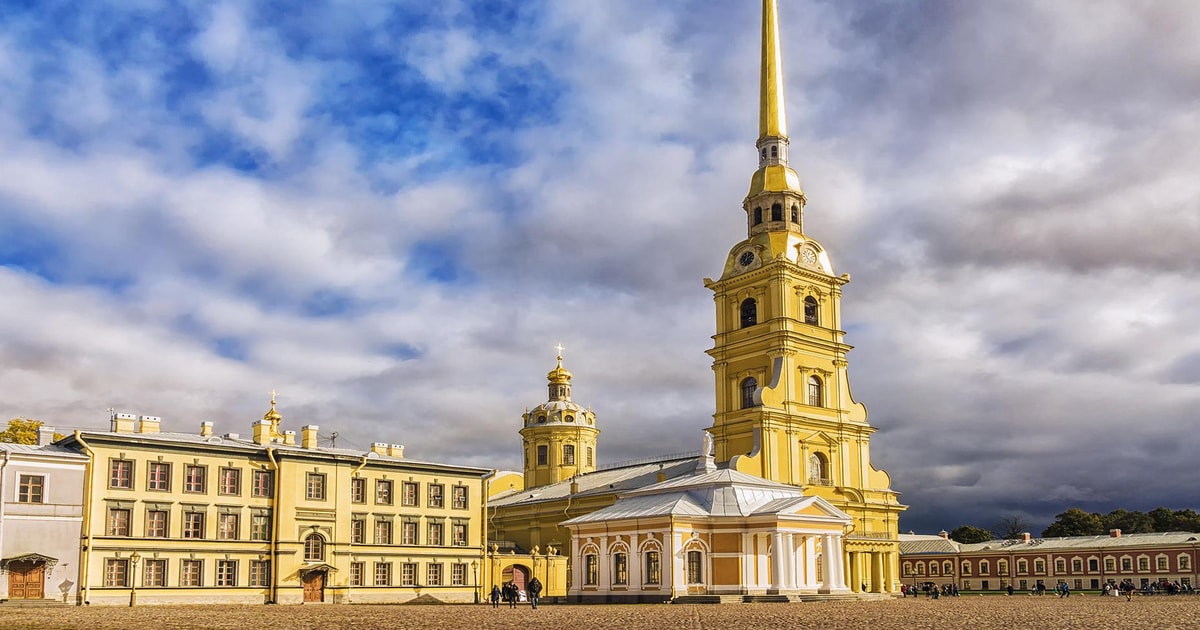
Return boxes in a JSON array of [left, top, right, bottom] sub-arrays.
[[901, 583, 958, 598], [488, 577, 543, 609]]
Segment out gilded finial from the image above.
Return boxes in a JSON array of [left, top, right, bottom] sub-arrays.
[[264, 390, 283, 438], [759, 0, 788, 141]]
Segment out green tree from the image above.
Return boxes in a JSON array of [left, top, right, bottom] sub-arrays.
[[1042, 508, 1104, 537], [1149, 507, 1200, 532], [948, 525, 994, 544], [1102, 509, 1154, 534], [995, 514, 1033, 539]]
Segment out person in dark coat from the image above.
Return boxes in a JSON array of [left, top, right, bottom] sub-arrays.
[[490, 585, 501, 608], [528, 577, 543, 610]]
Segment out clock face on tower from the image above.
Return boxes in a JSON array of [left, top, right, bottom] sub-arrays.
[[800, 247, 817, 266], [738, 251, 755, 267]]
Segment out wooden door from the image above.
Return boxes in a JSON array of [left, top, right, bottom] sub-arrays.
[[302, 571, 324, 603], [8, 561, 45, 599]]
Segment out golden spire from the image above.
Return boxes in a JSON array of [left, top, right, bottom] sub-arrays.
[[263, 389, 283, 437], [759, 0, 787, 140]]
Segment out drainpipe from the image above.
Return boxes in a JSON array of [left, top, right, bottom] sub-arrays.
[[0, 450, 9, 579], [266, 447, 280, 604], [75, 431, 96, 605]]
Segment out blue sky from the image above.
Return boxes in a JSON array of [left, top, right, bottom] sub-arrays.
[[3, 0, 1200, 536]]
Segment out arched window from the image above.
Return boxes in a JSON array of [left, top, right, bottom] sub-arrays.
[[686, 550, 704, 584], [980, 560, 990, 575], [1017, 559, 1028, 574], [998, 560, 1009, 575], [944, 560, 954, 575], [808, 452, 828, 484], [791, 204, 799, 223], [740, 377, 757, 409], [753, 208, 763, 225], [644, 550, 661, 584], [771, 203, 783, 222], [807, 376, 823, 407], [537, 415, 546, 424], [770, 145, 778, 158], [563, 444, 575, 466], [929, 562, 938, 576], [961, 561, 971, 576], [304, 533, 325, 562], [740, 298, 757, 328], [760, 148, 767, 160], [804, 296, 819, 325]]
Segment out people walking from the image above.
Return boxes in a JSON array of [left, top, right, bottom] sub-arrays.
[[528, 576, 543, 610], [490, 585, 501, 608]]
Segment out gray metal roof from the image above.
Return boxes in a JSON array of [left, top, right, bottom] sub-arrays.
[[900, 532, 1200, 556], [489, 455, 700, 508], [0, 442, 88, 459]]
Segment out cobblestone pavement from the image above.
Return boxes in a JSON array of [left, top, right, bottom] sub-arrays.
[[2, 597, 1200, 629]]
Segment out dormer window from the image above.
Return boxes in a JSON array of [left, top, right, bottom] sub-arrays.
[[770, 146, 778, 159]]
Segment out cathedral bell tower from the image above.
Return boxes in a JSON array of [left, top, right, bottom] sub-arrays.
[[703, 0, 905, 592], [519, 348, 599, 490]]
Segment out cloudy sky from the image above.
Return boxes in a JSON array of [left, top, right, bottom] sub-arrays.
[[2, 0, 1199, 535]]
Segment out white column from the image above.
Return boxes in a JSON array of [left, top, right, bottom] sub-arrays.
[[741, 532, 754, 589], [672, 531, 686, 596], [570, 537, 581, 592], [784, 533, 796, 589], [628, 534, 640, 594], [757, 533, 770, 588], [805, 536, 818, 589], [770, 532, 784, 592], [599, 535, 610, 592], [830, 535, 847, 590]]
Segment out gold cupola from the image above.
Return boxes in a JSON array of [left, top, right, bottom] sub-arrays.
[[519, 347, 599, 489]]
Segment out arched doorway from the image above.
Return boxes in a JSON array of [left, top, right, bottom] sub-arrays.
[[501, 564, 531, 595]]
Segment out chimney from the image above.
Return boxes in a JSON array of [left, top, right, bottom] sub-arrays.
[[1110, 529, 1122, 538], [200, 421, 214, 437], [570, 478, 580, 494], [301, 425, 319, 449], [37, 426, 56, 446], [656, 464, 667, 483], [283, 430, 297, 446], [387, 444, 404, 458], [1022, 532, 1032, 543], [939, 530, 949, 539], [111, 412, 137, 433], [137, 415, 161, 434], [371, 442, 388, 455], [252, 420, 272, 445]]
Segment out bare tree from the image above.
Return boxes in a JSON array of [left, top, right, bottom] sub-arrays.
[[995, 514, 1033, 539]]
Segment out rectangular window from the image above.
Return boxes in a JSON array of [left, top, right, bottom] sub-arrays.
[[376, 562, 393, 586], [107, 508, 131, 536], [1107, 558, 1117, 572], [402, 482, 418, 507], [586, 447, 594, 467], [250, 560, 271, 587], [146, 510, 168, 538], [452, 522, 468, 546], [147, 462, 170, 491], [1089, 558, 1099, 571], [1139, 557, 1150, 571], [251, 514, 271, 541], [351, 478, 366, 504], [584, 555, 598, 586], [183, 511, 205, 539], [537, 445, 548, 465], [181, 560, 203, 587], [376, 480, 393, 505], [402, 521, 418, 545], [349, 562, 364, 586], [687, 550, 703, 584], [184, 465, 207, 493], [452, 563, 466, 586], [1122, 558, 1132, 571], [104, 559, 129, 587], [351, 518, 366, 544], [1055, 559, 1065, 573], [143, 559, 166, 587], [374, 520, 393, 545], [306, 473, 326, 501], [1181, 557, 1192, 571], [1072, 559, 1082, 572], [216, 560, 237, 586], [428, 484, 444, 508], [252, 470, 273, 498], [1034, 559, 1045, 574], [428, 522, 443, 546], [218, 513, 239, 540], [452, 485, 468, 510], [563, 444, 575, 465], [219, 467, 241, 495], [427, 563, 442, 586], [613, 553, 628, 585], [1157, 557, 1168, 571], [109, 459, 133, 489], [17, 475, 44, 504], [1074, 579, 1083, 590], [400, 562, 416, 586], [645, 551, 661, 584]]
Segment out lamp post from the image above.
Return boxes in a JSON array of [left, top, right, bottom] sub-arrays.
[[472, 560, 479, 604], [128, 551, 141, 607]]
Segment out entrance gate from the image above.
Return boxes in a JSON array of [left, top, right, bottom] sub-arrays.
[[302, 571, 325, 603], [7, 561, 45, 599]]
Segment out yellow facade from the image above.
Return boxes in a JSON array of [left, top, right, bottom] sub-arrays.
[[64, 407, 490, 605], [519, 352, 599, 489], [702, 0, 906, 593]]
